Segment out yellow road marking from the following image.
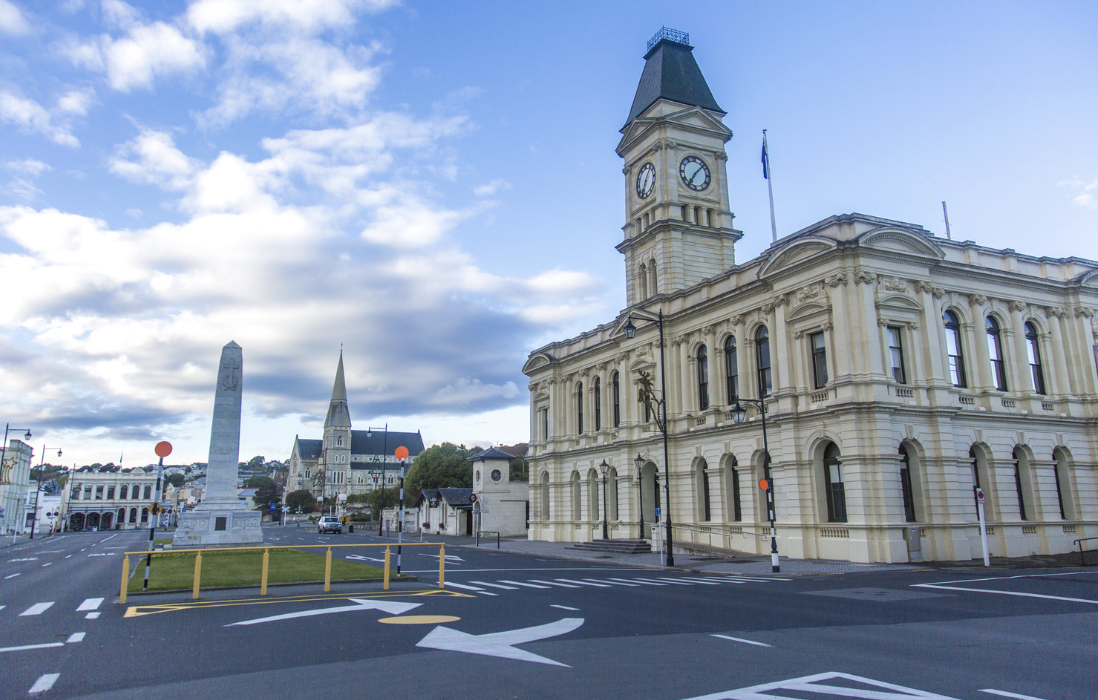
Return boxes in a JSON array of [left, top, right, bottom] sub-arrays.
[[378, 615, 461, 625], [124, 588, 469, 618]]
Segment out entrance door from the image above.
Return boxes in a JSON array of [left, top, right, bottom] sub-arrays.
[[640, 462, 658, 538], [100, 512, 114, 530], [465, 509, 473, 536]]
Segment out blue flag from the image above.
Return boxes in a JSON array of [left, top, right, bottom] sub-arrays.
[[761, 138, 770, 179]]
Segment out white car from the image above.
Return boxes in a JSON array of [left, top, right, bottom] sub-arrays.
[[317, 516, 342, 534]]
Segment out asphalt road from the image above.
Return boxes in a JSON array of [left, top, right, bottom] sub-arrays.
[[1, 525, 1095, 700]]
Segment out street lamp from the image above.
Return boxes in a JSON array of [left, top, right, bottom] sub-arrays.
[[633, 453, 645, 540], [622, 311, 675, 566], [29, 446, 61, 539], [599, 460, 610, 540], [730, 399, 779, 573], [373, 472, 383, 536]]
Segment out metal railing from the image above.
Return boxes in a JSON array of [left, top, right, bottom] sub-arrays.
[[1073, 536, 1098, 566], [670, 522, 767, 553], [475, 530, 500, 549], [119, 542, 445, 604]]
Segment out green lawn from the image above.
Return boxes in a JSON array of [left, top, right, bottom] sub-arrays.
[[128, 548, 397, 592]]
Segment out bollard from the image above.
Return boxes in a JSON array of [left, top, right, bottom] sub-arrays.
[[192, 551, 202, 600], [383, 546, 390, 590], [120, 555, 130, 604], [324, 547, 332, 592], [438, 543, 445, 589], [261, 549, 270, 596]]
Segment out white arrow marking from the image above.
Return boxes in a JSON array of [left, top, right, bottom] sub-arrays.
[[679, 671, 959, 700], [416, 617, 583, 667], [226, 598, 420, 626], [421, 553, 464, 562], [346, 554, 386, 563]]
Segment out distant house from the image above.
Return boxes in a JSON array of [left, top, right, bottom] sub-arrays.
[[414, 488, 474, 536]]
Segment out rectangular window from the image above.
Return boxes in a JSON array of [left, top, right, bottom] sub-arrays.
[[811, 332, 828, 389], [83, 486, 92, 500], [540, 408, 549, 441], [107, 486, 115, 500], [95, 485, 103, 500], [824, 461, 847, 522], [887, 327, 906, 384], [143, 485, 152, 499]]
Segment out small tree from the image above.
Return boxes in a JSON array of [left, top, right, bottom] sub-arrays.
[[286, 489, 317, 513], [404, 443, 482, 495], [164, 473, 185, 488], [247, 455, 266, 470], [366, 487, 400, 519]]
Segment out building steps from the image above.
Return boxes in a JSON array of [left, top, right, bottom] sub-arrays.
[[567, 539, 652, 554]]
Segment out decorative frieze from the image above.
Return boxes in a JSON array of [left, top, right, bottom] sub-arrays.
[[1045, 306, 1067, 318], [853, 269, 876, 285], [1008, 300, 1027, 312], [825, 272, 848, 287], [880, 276, 908, 293], [915, 280, 945, 298], [969, 293, 988, 306], [1074, 306, 1094, 318]]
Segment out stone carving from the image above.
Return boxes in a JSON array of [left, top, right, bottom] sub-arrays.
[[792, 330, 804, 339], [821, 322, 833, 331], [907, 321, 920, 330], [797, 284, 822, 303], [877, 317, 890, 327], [760, 301, 775, 315], [854, 269, 877, 285], [730, 314, 745, 326], [969, 293, 988, 306], [1008, 300, 1027, 312], [825, 272, 848, 287], [1074, 306, 1094, 318], [715, 152, 728, 161], [1046, 306, 1067, 318], [881, 276, 908, 293]]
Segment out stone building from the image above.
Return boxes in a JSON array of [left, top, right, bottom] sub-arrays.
[[521, 28, 1097, 563], [65, 467, 159, 531], [287, 352, 425, 499], [0, 439, 32, 535]]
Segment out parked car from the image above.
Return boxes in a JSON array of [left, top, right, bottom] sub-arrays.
[[317, 516, 342, 534]]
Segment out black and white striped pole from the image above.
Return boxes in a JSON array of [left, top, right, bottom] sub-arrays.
[[395, 446, 409, 574]]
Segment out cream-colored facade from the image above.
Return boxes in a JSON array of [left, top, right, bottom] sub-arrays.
[[522, 31, 1098, 563]]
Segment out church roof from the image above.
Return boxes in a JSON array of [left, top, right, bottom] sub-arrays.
[[350, 430, 425, 458], [296, 438, 322, 460], [324, 352, 352, 428], [624, 30, 724, 128], [466, 447, 517, 462]]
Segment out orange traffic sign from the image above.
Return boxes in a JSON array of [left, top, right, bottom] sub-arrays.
[[394, 446, 409, 460], [758, 478, 769, 491], [155, 441, 172, 458]]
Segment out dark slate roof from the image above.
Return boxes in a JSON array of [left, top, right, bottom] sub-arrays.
[[467, 447, 517, 462], [624, 38, 724, 127], [414, 488, 439, 507], [350, 430, 425, 457], [296, 438, 322, 460], [437, 488, 474, 507]]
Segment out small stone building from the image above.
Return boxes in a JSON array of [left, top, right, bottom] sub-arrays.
[[415, 488, 474, 536], [468, 447, 530, 537]]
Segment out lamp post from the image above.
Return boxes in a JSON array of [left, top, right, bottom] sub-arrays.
[[730, 399, 779, 573], [623, 311, 674, 567], [599, 460, 610, 539], [2, 424, 31, 541], [633, 453, 645, 540], [372, 472, 383, 535], [29, 446, 61, 539]]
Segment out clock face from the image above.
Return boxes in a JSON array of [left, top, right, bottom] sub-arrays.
[[679, 156, 710, 191], [636, 162, 656, 199]]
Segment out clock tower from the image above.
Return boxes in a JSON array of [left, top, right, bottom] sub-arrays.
[[616, 28, 741, 307]]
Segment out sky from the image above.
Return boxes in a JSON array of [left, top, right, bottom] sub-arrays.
[[1, 1, 1096, 468]]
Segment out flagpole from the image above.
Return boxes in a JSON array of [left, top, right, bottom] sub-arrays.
[[763, 129, 777, 243]]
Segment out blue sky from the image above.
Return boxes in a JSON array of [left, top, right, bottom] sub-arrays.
[[1, 1, 1096, 467]]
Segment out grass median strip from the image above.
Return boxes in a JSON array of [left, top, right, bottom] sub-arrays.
[[129, 548, 402, 592]]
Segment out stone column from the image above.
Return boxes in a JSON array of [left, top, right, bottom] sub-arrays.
[[1046, 308, 1072, 398], [1008, 302, 1031, 393]]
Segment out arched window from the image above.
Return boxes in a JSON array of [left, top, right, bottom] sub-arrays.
[[648, 262, 657, 297], [119, 484, 128, 499], [1025, 322, 1045, 394], [576, 382, 584, 434], [607, 467, 618, 521], [588, 469, 599, 525], [810, 331, 828, 389], [1052, 448, 1075, 520], [944, 311, 967, 388], [541, 472, 550, 521], [571, 472, 582, 522], [986, 317, 1008, 391], [128, 507, 137, 524], [594, 377, 602, 432], [143, 485, 152, 499], [697, 345, 709, 410], [696, 459, 711, 522], [1012, 446, 1028, 521], [969, 447, 982, 517], [823, 443, 846, 523], [899, 445, 916, 522], [140, 507, 149, 523], [133, 484, 141, 500], [726, 458, 742, 522], [724, 336, 738, 404], [639, 263, 649, 299], [611, 371, 621, 428], [755, 326, 772, 398], [337, 435, 342, 446]]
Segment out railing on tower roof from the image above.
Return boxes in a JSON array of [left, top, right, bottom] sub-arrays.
[[647, 26, 690, 51]]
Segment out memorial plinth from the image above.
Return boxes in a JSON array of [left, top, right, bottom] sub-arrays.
[[174, 341, 263, 547]]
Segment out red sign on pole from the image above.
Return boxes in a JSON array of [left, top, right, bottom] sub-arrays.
[[154, 441, 172, 458], [394, 446, 409, 461], [758, 478, 769, 491]]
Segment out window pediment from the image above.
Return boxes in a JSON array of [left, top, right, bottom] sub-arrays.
[[522, 352, 554, 374]]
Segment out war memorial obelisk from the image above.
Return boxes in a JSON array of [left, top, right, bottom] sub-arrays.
[[174, 341, 263, 546]]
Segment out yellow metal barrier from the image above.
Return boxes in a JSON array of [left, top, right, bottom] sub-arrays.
[[118, 541, 446, 601]]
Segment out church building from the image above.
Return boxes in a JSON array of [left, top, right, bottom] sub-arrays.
[[287, 353, 425, 499], [521, 28, 1098, 563]]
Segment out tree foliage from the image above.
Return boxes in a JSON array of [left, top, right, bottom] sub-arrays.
[[404, 443, 482, 495], [366, 487, 400, 517], [285, 489, 317, 513], [243, 475, 276, 489], [164, 473, 185, 488]]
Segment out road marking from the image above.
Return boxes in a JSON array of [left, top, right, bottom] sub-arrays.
[[85, 612, 101, 619], [417, 617, 583, 667], [634, 577, 689, 586], [65, 555, 71, 559], [42, 562, 52, 567], [468, 581, 519, 590], [100, 534, 118, 542], [610, 577, 666, 586], [21, 602, 55, 616], [710, 578, 746, 584], [680, 671, 958, 700], [8, 557, 37, 562], [227, 598, 421, 626], [77, 598, 104, 612], [551, 604, 580, 611], [88, 553, 117, 557], [555, 578, 611, 588], [444, 582, 485, 591], [0, 642, 64, 653], [497, 580, 551, 589], [912, 579, 1098, 605], [711, 634, 773, 648], [980, 690, 1049, 700], [528, 579, 581, 588], [681, 577, 723, 585], [589, 578, 638, 586], [656, 577, 699, 586], [346, 554, 386, 563], [5, 573, 20, 579], [421, 553, 464, 562], [0, 605, 4, 612], [66, 632, 86, 643], [29, 673, 60, 694]]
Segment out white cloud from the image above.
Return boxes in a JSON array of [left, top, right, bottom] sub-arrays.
[[109, 129, 199, 190], [1060, 176, 1098, 210], [432, 378, 520, 407], [0, 0, 30, 35], [56, 89, 94, 115], [5, 159, 50, 176], [0, 91, 81, 147], [186, 0, 398, 35], [474, 179, 511, 197], [4, 176, 43, 202]]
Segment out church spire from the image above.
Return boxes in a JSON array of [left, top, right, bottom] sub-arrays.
[[324, 351, 352, 428]]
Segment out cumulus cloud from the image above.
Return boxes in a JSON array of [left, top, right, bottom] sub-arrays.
[[5, 159, 51, 176], [186, 0, 398, 35], [109, 129, 199, 190], [0, 91, 83, 147], [474, 179, 511, 197], [0, 0, 30, 34], [1060, 176, 1098, 210]]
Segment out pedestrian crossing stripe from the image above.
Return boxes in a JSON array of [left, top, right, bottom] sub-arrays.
[[443, 574, 784, 596]]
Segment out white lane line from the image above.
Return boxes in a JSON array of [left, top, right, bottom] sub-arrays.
[[4, 573, 19, 579], [680, 577, 723, 585], [85, 612, 101, 620], [8, 557, 37, 562], [100, 534, 118, 542], [66, 632, 86, 643], [709, 578, 747, 584], [0, 605, 5, 612], [64, 555, 72, 559], [638, 577, 691, 586], [41, 563, 52, 567], [77, 598, 104, 612], [712, 634, 773, 648], [555, 578, 612, 588], [610, 577, 666, 586], [1, 643, 64, 654], [913, 582, 1098, 605], [444, 582, 497, 596], [468, 581, 519, 590], [528, 579, 581, 588], [551, 604, 580, 611], [979, 690, 1049, 700], [588, 578, 638, 586], [29, 673, 60, 694], [20, 602, 55, 616], [497, 580, 551, 589]]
